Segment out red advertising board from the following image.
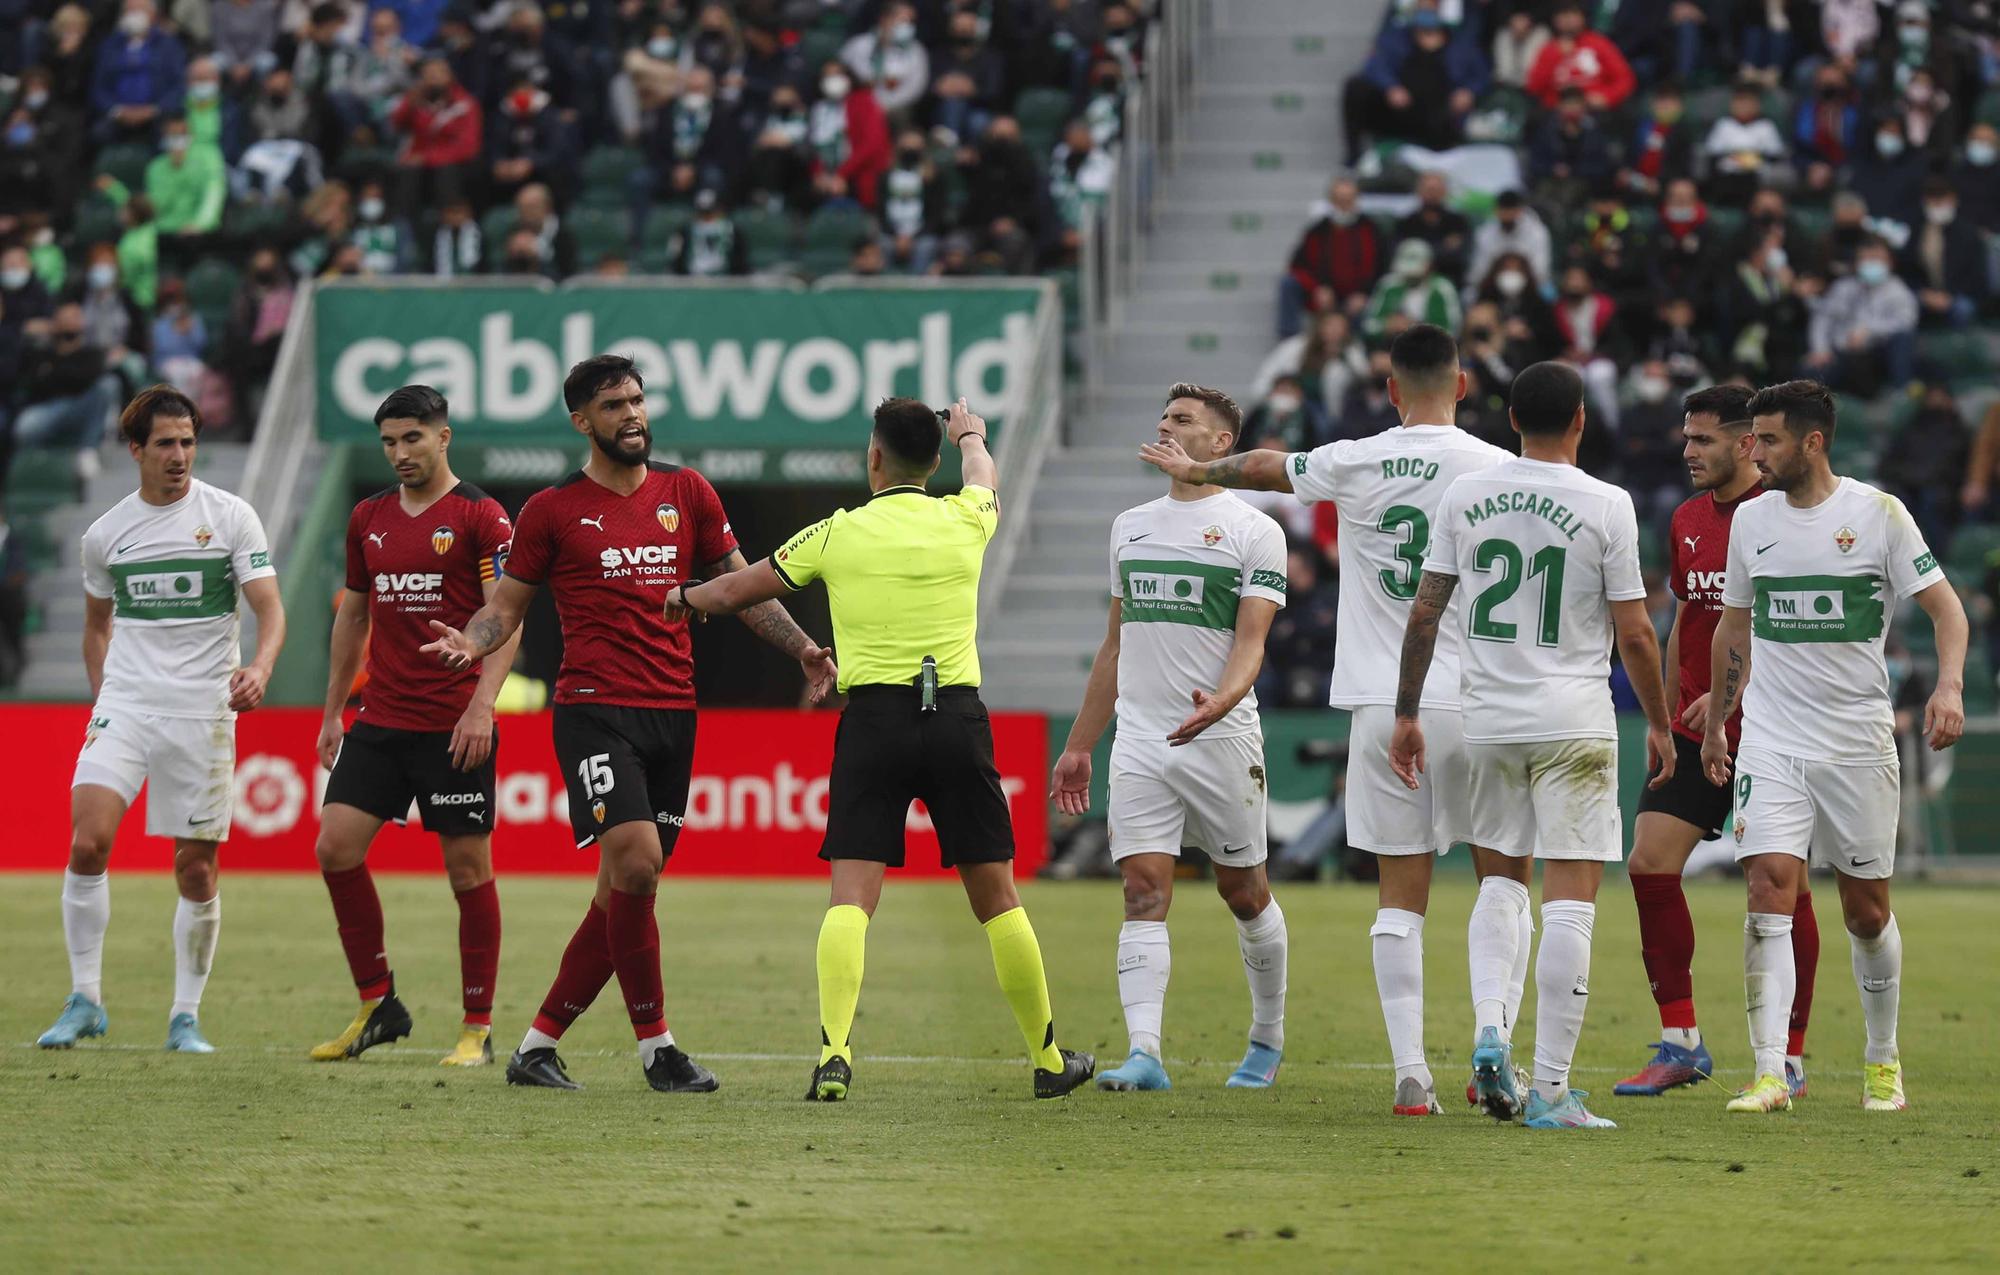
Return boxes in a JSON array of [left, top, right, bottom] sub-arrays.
[[0, 705, 1048, 877]]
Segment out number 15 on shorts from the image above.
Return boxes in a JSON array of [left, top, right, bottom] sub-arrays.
[[578, 753, 616, 795]]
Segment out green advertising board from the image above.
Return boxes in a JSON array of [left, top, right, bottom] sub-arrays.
[[313, 282, 1043, 481]]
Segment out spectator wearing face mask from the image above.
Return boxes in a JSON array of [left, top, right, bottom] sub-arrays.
[[1466, 190, 1551, 295], [150, 277, 211, 397], [74, 244, 149, 386], [930, 8, 1008, 144], [248, 65, 317, 145], [15, 303, 119, 475], [1524, 2, 1636, 111], [738, 20, 809, 119], [744, 85, 815, 213], [0, 245, 54, 340], [1049, 118, 1116, 258], [671, 188, 750, 277], [1080, 57, 1126, 150], [1877, 383, 1969, 556], [1550, 264, 1626, 424], [1471, 251, 1561, 363], [1395, 172, 1472, 284], [1363, 239, 1461, 341], [1343, 6, 1489, 162], [1793, 64, 1858, 190], [1637, 293, 1712, 388], [350, 180, 410, 275], [92, 0, 187, 145], [1242, 374, 1331, 453], [0, 101, 60, 223], [1528, 86, 1614, 207], [143, 114, 226, 241], [809, 60, 890, 211], [842, 2, 930, 119], [956, 117, 1045, 253], [1898, 68, 1956, 162], [372, 0, 449, 51], [180, 57, 245, 164], [223, 249, 294, 413], [1804, 237, 1918, 395], [1718, 230, 1808, 380], [492, 79, 580, 207], [389, 56, 483, 217], [1953, 124, 2000, 237], [1619, 80, 1694, 202], [1251, 310, 1367, 411], [508, 183, 574, 277], [210, 0, 281, 90], [1279, 177, 1382, 337], [1491, 9, 1550, 89], [1852, 117, 1927, 234], [1335, 343, 1404, 441], [1651, 177, 1713, 301], [1255, 547, 1339, 710], [879, 132, 946, 274], [1901, 179, 1989, 328], [430, 198, 483, 278], [1873, 3, 1967, 120], [1618, 358, 1693, 532]]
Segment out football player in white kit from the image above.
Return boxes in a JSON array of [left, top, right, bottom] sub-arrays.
[[1392, 361, 1675, 1131], [1053, 384, 1292, 1091], [36, 386, 287, 1053], [1139, 325, 1515, 1116], [1701, 381, 1966, 1115]]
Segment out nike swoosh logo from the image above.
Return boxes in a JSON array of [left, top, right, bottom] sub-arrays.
[[1756, 542, 1779, 555], [1126, 533, 1151, 542], [1849, 857, 1879, 869], [1221, 844, 1250, 855], [187, 814, 219, 826], [1570, 988, 1590, 997], [116, 543, 140, 555]]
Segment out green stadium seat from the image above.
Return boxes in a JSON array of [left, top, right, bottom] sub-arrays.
[[566, 206, 628, 267], [1014, 87, 1075, 139], [93, 142, 153, 191], [638, 208, 690, 272], [183, 257, 241, 332], [798, 28, 846, 76], [222, 199, 293, 244], [480, 207, 520, 267], [736, 206, 798, 271], [801, 206, 876, 276], [333, 144, 394, 187], [578, 147, 644, 210], [69, 195, 124, 248], [1978, 90, 2000, 128]]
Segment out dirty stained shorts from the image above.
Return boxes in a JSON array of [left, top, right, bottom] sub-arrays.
[[1108, 731, 1269, 867], [1466, 736, 1622, 862]]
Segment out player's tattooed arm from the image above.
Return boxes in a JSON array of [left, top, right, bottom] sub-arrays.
[[1136, 437, 1296, 492], [1394, 571, 1456, 719], [701, 550, 819, 658], [1700, 605, 1752, 785]]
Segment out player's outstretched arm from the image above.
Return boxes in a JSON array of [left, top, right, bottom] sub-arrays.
[[1389, 570, 1455, 789], [681, 549, 838, 704], [231, 576, 287, 713], [1913, 579, 1968, 750], [423, 574, 533, 670], [1137, 437, 1296, 493], [449, 578, 528, 772], [1702, 604, 1752, 786], [81, 594, 113, 703], [1611, 597, 1675, 789], [318, 589, 372, 770], [1052, 600, 1122, 814], [1168, 597, 1278, 747]]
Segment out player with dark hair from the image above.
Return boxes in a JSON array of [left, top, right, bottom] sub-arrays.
[[38, 386, 287, 1053], [1705, 380, 1966, 1115], [1612, 383, 1821, 1100], [308, 385, 518, 1066], [422, 354, 836, 1093]]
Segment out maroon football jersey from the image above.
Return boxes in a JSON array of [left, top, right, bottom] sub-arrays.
[[345, 482, 514, 733], [504, 462, 737, 709], [1667, 487, 1764, 749]]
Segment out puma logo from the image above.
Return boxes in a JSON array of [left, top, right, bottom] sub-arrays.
[[1683, 535, 1700, 554], [580, 516, 605, 530], [367, 532, 388, 548]]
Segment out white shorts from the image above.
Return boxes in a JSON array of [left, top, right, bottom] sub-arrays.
[[72, 707, 236, 842], [1730, 746, 1899, 879], [1345, 704, 1471, 856], [1108, 731, 1268, 868], [1467, 736, 1621, 862]]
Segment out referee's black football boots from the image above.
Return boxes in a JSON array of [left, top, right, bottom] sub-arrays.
[[506, 1047, 582, 1090], [644, 1044, 720, 1093], [805, 1055, 852, 1101], [308, 990, 413, 1061], [1034, 1048, 1097, 1099]]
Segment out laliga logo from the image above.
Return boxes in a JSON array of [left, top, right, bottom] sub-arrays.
[[234, 754, 307, 836], [433, 525, 456, 555], [657, 503, 680, 533]]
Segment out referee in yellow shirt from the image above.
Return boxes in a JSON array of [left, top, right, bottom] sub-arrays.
[[669, 396, 1095, 1103]]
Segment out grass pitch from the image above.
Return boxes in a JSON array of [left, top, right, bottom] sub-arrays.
[[2, 873, 1995, 1272]]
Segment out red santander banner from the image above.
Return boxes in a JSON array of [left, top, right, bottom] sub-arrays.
[[1, 705, 1048, 877]]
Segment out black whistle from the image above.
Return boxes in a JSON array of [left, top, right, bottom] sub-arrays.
[[919, 655, 938, 712]]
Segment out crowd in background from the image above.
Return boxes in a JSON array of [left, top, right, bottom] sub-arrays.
[[1249, 0, 2000, 706]]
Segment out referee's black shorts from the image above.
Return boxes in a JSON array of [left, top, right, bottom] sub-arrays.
[[821, 685, 1014, 868], [1636, 732, 1732, 837]]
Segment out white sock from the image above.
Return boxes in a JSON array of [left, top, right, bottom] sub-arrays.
[[1236, 900, 1287, 1051], [1531, 900, 1596, 1102], [1116, 920, 1171, 1059], [519, 1027, 561, 1053], [62, 869, 111, 1005], [171, 894, 221, 1019], [1507, 899, 1534, 1043], [1744, 912, 1796, 1080], [1850, 914, 1902, 1065], [637, 1028, 677, 1066], [1370, 907, 1429, 1086], [1663, 1025, 1703, 1050], [1468, 875, 1529, 1039]]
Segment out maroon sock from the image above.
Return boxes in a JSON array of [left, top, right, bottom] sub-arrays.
[[529, 902, 615, 1040], [605, 888, 667, 1040], [323, 864, 391, 1001], [1630, 872, 1697, 1030], [454, 879, 502, 1028], [1788, 888, 1820, 1056]]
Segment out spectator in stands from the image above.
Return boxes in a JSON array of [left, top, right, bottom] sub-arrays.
[[672, 188, 749, 277], [843, 2, 929, 120], [1571, 186, 1649, 302], [143, 113, 225, 242], [1793, 62, 1858, 194], [1619, 359, 1691, 530], [1459, 302, 1523, 444], [956, 116, 1043, 259], [1852, 115, 1927, 233], [351, 180, 408, 275], [847, 237, 887, 277], [14, 303, 117, 474], [1253, 309, 1366, 411], [1, 92, 62, 224], [1336, 343, 1403, 440], [93, 0, 187, 145], [0, 244, 54, 338], [1100, 3, 1146, 81], [429, 197, 482, 278], [930, 231, 977, 278], [389, 55, 483, 218], [1954, 124, 2000, 237], [1637, 293, 1713, 387], [1702, 83, 1788, 208], [374, 0, 448, 51], [45, 5, 99, 113], [352, 7, 419, 127], [1819, 191, 1873, 279], [500, 226, 553, 279], [247, 65, 318, 146], [1619, 79, 1694, 203], [288, 180, 352, 278], [1343, 6, 1488, 161], [511, 183, 575, 278], [738, 19, 809, 119], [292, 4, 360, 136], [113, 192, 158, 310], [880, 131, 945, 274], [930, 6, 1008, 144], [210, 0, 280, 92], [1471, 250, 1561, 363], [811, 60, 890, 212], [1081, 55, 1128, 151], [1049, 117, 1116, 257], [744, 84, 815, 214], [76, 243, 149, 385], [150, 276, 210, 394], [436, 11, 489, 107], [1466, 189, 1551, 294], [1805, 236, 1918, 395], [180, 57, 243, 163], [1363, 238, 1461, 341], [1528, 86, 1613, 207], [222, 247, 293, 410], [1959, 402, 2000, 520], [0, 500, 25, 687], [492, 80, 579, 208], [1878, 382, 1970, 555], [1279, 176, 1381, 337], [1525, 2, 1635, 111], [1257, 547, 1338, 709], [1490, 9, 1550, 90], [1018, 0, 1104, 91], [1717, 228, 1808, 381], [1652, 176, 1713, 298], [1552, 263, 1625, 419], [1903, 179, 1989, 328], [1242, 374, 1329, 452], [1396, 171, 1471, 284], [1875, 4, 1968, 119], [490, 2, 574, 113]]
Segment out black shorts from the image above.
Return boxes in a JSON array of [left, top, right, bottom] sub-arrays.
[[1636, 732, 1732, 836], [821, 685, 1014, 869], [552, 703, 696, 853], [324, 720, 498, 838]]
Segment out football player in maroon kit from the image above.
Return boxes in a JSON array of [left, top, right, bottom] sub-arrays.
[[1613, 383, 1819, 1099], [311, 385, 518, 1066], [422, 354, 836, 1093]]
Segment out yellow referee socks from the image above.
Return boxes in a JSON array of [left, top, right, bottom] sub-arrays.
[[984, 906, 1064, 1072], [816, 905, 870, 1065]]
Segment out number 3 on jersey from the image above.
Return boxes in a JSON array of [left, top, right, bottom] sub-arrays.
[[1469, 538, 1566, 646], [1376, 505, 1429, 600], [577, 753, 616, 795]]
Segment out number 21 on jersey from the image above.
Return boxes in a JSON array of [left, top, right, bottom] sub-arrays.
[[1468, 538, 1566, 646]]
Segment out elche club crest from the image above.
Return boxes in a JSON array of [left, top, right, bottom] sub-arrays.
[[1835, 526, 1856, 554], [193, 524, 213, 549], [1202, 524, 1224, 547], [657, 503, 680, 533], [432, 525, 456, 555]]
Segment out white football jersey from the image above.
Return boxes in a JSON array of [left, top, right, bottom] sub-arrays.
[[80, 479, 276, 719], [1425, 457, 1645, 743], [1289, 423, 1512, 710], [1723, 477, 1943, 765], [1109, 492, 1288, 740]]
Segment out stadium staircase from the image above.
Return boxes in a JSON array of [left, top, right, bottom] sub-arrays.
[[983, 0, 1376, 711]]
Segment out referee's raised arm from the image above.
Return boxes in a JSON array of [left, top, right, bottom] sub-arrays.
[[945, 397, 998, 499]]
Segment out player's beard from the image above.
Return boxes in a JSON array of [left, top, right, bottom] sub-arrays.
[[1757, 455, 1803, 492], [1691, 455, 1735, 492], [590, 423, 652, 467], [397, 458, 435, 488]]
